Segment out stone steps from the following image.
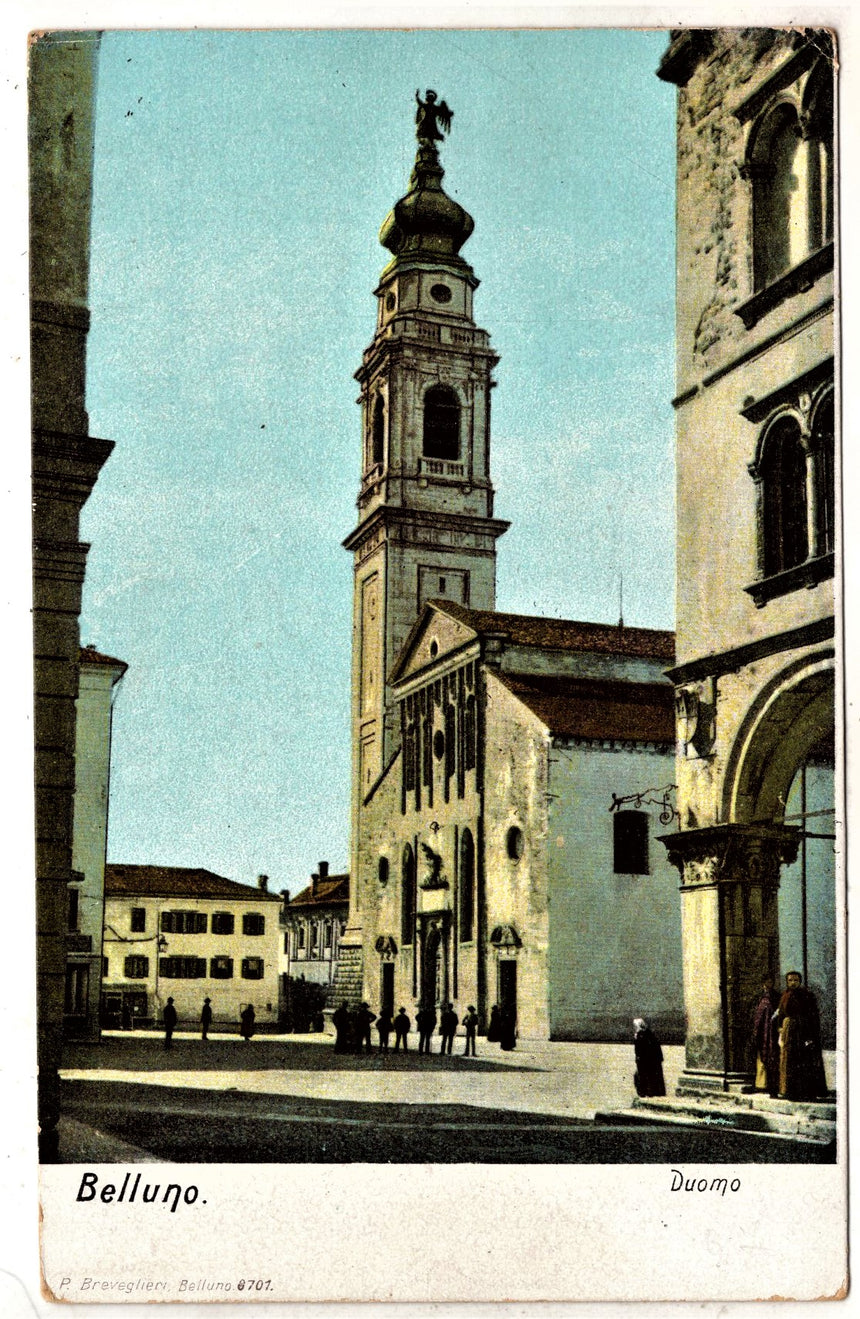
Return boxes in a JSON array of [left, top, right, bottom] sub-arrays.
[[594, 1093, 836, 1144], [330, 945, 364, 1009]]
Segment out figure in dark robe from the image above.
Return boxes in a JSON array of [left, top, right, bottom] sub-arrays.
[[201, 996, 213, 1041], [777, 971, 828, 1101], [499, 1004, 517, 1051], [750, 975, 780, 1095], [633, 1017, 665, 1097], [240, 1003, 255, 1041], [487, 1004, 501, 1043], [332, 1001, 351, 1053]]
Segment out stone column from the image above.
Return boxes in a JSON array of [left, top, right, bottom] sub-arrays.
[[660, 823, 799, 1093]]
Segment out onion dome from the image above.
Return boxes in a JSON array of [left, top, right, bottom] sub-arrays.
[[379, 142, 474, 261]]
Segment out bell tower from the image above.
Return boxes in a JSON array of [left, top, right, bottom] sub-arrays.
[[344, 92, 509, 816]]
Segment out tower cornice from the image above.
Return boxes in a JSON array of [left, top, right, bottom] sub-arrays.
[[343, 504, 510, 555], [355, 330, 499, 386]]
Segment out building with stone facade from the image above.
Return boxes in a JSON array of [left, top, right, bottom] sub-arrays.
[[30, 31, 115, 1158], [65, 646, 127, 1039], [336, 99, 686, 1040], [102, 865, 282, 1030], [657, 30, 836, 1090]]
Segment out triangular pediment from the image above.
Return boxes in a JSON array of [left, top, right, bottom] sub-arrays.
[[389, 602, 480, 685]]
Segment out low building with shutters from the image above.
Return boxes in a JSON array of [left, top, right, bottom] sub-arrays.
[[102, 865, 282, 1030]]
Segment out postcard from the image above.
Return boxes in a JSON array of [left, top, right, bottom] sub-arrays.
[[14, 3, 849, 1308]]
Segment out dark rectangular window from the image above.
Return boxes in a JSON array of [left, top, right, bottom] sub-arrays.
[[241, 957, 264, 980], [161, 910, 207, 934], [159, 956, 207, 979], [298, 924, 306, 949], [124, 955, 149, 979], [211, 912, 235, 935], [210, 956, 234, 979], [613, 811, 650, 875], [102, 957, 109, 978], [130, 907, 146, 933], [243, 912, 265, 936], [67, 886, 79, 932]]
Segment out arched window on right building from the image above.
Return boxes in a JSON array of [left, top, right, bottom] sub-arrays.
[[736, 47, 834, 330], [745, 381, 835, 605], [747, 60, 833, 292]]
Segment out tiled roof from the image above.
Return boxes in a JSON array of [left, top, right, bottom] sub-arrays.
[[431, 601, 675, 661], [287, 875, 350, 909], [105, 864, 282, 901], [80, 645, 128, 672], [496, 673, 676, 743]]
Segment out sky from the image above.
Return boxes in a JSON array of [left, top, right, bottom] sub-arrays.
[[81, 27, 676, 890]]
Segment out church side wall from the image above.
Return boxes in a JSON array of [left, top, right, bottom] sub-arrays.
[[482, 673, 551, 1039], [546, 740, 685, 1042]]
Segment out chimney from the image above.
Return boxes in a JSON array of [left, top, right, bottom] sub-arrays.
[[280, 888, 290, 910], [257, 873, 269, 892], [319, 861, 329, 879]]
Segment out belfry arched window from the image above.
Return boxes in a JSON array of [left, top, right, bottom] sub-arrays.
[[423, 385, 460, 461], [401, 844, 416, 946], [372, 394, 385, 467], [760, 415, 809, 576], [460, 828, 475, 943]]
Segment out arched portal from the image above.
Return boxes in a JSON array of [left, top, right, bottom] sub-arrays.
[[725, 653, 836, 1046], [725, 652, 835, 827]]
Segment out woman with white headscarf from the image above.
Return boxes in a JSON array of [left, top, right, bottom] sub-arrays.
[[633, 1017, 666, 1097]]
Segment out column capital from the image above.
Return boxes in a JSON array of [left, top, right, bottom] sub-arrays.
[[659, 822, 800, 889]]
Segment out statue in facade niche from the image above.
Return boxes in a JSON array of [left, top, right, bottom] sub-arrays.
[[420, 841, 449, 889], [415, 89, 453, 143]]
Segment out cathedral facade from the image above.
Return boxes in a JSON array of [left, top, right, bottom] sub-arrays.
[[337, 95, 685, 1041]]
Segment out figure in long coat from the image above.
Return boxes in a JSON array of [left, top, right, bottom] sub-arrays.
[[777, 971, 828, 1101], [393, 1007, 411, 1050], [163, 997, 178, 1050], [633, 1017, 666, 1096], [487, 1005, 501, 1043], [356, 1002, 376, 1053], [462, 1005, 479, 1057], [439, 1003, 458, 1055], [240, 1003, 255, 1041], [416, 1005, 436, 1055], [332, 1001, 351, 1054], [750, 976, 780, 1096], [201, 997, 213, 1041]]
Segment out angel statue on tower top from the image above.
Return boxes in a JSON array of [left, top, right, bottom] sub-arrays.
[[415, 89, 453, 144]]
